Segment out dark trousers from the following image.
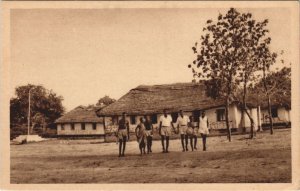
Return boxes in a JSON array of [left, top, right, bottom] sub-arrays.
[[146, 136, 152, 152], [139, 138, 146, 154], [195, 135, 198, 148], [161, 136, 169, 152], [180, 134, 188, 150], [200, 133, 207, 151], [119, 136, 127, 156]]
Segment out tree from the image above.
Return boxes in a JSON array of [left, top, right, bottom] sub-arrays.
[[249, 66, 291, 131], [258, 51, 283, 134], [96, 95, 116, 107], [10, 84, 65, 137], [188, 8, 277, 140], [235, 15, 277, 138]]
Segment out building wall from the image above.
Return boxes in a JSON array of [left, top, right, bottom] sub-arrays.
[[105, 104, 290, 132], [261, 106, 290, 124], [57, 122, 105, 135], [103, 104, 247, 133], [205, 106, 228, 129], [229, 104, 241, 129]]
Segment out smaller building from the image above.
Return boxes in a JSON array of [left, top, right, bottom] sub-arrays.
[[261, 106, 291, 126], [246, 92, 291, 128], [55, 105, 105, 136]]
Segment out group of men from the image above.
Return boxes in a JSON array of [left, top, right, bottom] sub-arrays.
[[116, 109, 209, 157]]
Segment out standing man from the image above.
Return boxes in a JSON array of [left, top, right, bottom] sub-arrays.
[[199, 111, 209, 151], [117, 112, 130, 157], [189, 116, 199, 150], [159, 109, 174, 153], [135, 117, 146, 155], [144, 115, 154, 153], [176, 110, 190, 152]]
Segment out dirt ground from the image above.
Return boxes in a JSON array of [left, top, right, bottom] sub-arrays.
[[10, 129, 291, 183]]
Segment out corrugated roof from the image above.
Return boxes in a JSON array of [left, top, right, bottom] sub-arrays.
[[55, 105, 103, 123]]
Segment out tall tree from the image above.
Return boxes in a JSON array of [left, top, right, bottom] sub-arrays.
[[188, 8, 277, 140], [249, 66, 291, 129], [259, 50, 281, 134], [236, 16, 277, 138], [10, 84, 65, 136]]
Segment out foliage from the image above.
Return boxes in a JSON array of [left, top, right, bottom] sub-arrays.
[[10, 84, 65, 137], [96, 95, 116, 107], [188, 8, 280, 139], [249, 67, 291, 106]]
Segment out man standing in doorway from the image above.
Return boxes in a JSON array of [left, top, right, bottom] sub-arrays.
[[117, 112, 130, 157], [159, 109, 173, 153], [199, 111, 209, 151], [176, 110, 190, 152]]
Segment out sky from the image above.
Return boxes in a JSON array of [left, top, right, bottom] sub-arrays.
[[10, 8, 292, 112]]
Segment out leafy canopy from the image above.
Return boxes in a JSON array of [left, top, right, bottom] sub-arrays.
[[10, 84, 65, 128], [189, 8, 276, 101]]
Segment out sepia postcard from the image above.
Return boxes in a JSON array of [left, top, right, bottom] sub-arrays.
[[0, 1, 299, 190]]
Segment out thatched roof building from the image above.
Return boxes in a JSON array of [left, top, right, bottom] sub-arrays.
[[56, 105, 103, 123], [245, 92, 291, 109], [97, 82, 225, 116]]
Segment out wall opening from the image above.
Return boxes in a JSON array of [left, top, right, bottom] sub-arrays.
[[151, 114, 158, 124], [71, 123, 75, 130], [217, 109, 226, 121], [81, 123, 85, 130], [130, 116, 136, 125], [171, 112, 178, 123], [271, 108, 278, 118], [192, 110, 200, 122]]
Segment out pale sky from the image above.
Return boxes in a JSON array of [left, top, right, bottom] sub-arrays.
[[10, 8, 292, 112]]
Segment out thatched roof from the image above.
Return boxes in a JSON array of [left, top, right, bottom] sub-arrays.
[[246, 92, 291, 109], [55, 105, 103, 123], [97, 82, 226, 116]]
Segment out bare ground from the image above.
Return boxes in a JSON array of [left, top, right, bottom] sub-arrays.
[[10, 129, 291, 183]]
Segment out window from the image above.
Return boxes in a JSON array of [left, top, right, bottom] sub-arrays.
[[151, 114, 158, 124], [81, 123, 85, 130], [192, 110, 200, 122], [271, 108, 278, 118], [171, 112, 178, 123], [217, 109, 226, 121], [71, 123, 75, 130], [112, 116, 118, 125], [92, 123, 97, 130], [130, 116, 136, 125], [61, 124, 65, 130]]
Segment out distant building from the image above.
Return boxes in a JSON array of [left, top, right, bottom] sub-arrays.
[[261, 104, 291, 126], [55, 105, 105, 136], [96, 82, 281, 133]]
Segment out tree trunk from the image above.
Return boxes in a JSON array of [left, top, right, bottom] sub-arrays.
[[242, 79, 255, 138], [267, 94, 274, 134], [240, 109, 245, 133], [263, 63, 274, 134], [225, 96, 232, 142], [244, 109, 255, 139], [242, 83, 247, 134]]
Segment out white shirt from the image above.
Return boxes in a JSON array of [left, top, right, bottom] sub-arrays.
[[199, 116, 208, 129], [176, 115, 190, 126], [159, 115, 172, 127]]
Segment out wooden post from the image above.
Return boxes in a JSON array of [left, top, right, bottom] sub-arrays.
[[103, 116, 107, 142], [257, 106, 262, 132], [27, 89, 32, 135]]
